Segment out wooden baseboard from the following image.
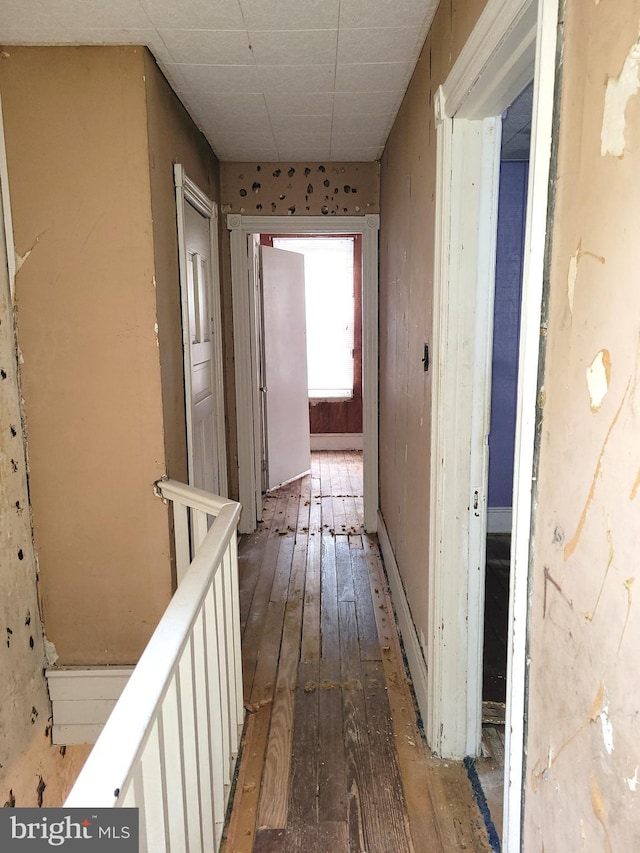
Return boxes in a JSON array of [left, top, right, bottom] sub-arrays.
[[310, 433, 363, 451], [377, 511, 429, 733], [46, 666, 133, 745]]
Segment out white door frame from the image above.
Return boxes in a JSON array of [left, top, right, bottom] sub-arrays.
[[228, 214, 380, 534], [174, 164, 228, 496], [429, 0, 558, 848]]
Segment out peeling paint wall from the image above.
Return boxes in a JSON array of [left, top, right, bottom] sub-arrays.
[[525, 1, 640, 848], [0, 47, 172, 664], [378, 0, 488, 649], [0, 163, 91, 807]]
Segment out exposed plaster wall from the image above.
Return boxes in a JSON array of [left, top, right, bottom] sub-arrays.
[[219, 161, 380, 500], [525, 1, 640, 848], [378, 0, 488, 650], [144, 51, 222, 487], [0, 47, 172, 664], [0, 181, 91, 808]]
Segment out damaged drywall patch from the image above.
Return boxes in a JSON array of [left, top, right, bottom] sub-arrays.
[[627, 767, 639, 792], [601, 36, 640, 157], [567, 251, 578, 314], [597, 690, 614, 755], [586, 349, 611, 412]]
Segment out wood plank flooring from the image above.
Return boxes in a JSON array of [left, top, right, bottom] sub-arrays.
[[223, 451, 493, 853]]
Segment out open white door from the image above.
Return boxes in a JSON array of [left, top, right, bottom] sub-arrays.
[[260, 245, 311, 490]]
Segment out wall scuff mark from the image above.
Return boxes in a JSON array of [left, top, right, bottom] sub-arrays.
[[601, 36, 640, 157]]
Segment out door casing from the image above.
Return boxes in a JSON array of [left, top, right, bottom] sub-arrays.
[[228, 214, 379, 534], [428, 0, 559, 849]]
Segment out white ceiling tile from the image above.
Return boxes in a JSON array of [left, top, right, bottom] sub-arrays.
[[335, 61, 412, 93], [339, 0, 431, 30], [265, 91, 334, 115], [139, 0, 245, 30], [159, 29, 252, 65], [222, 145, 279, 161], [330, 131, 383, 149], [173, 64, 261, 92], [194, 91, 268, 113], [258, 64, 334, 93], [248, 29, 338, 66], [329, 146, 383, 161], [0, 25, 70, 42], [216, 131, 277, 149], [202, 108, 269, 133], [337, 27, 422, 65], [333, 91, 403, 116], [270, 114, 332, 133], [60, 28, 161, 48], [48, 0, 151, 30], [276, 148, 331, 161], [157, 62, 193, 93], [331, 113, 393, 135], [239, 0, 339, 32], [274, 131, 331, 149]]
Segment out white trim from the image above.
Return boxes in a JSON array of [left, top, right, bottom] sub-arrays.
[[46, 666, 134, 745], [504, 2, 559, 850], [310, 433, 363, 451], [377, 511, 429, 725], [428, 0, 559, 845], [487, 507, 513, 533], [0, 98, 15, 300], [228, 214, 379, 535], [174, 164, 228, 497]]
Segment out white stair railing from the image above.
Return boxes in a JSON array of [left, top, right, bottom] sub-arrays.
[[65, 480, 244, 853]]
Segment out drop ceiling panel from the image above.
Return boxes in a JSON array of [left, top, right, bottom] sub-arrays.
[[0, 0, 441, 162]]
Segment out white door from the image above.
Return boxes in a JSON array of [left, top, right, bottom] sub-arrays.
[[184, 201, 219, 494], [260, 245, 311, 490]]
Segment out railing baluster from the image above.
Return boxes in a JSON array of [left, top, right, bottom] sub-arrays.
[[64, 481, 243, 853]]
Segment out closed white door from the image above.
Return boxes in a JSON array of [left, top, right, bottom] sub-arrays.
[[184, 202, 218, 494], [261, 245, 311, 490]]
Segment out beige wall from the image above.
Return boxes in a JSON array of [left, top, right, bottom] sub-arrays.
[[525, 1, 640, 848], [0, 46, 172, 664], [378, 0, 487, 644], [0, 156, 90, 807], [144, 52, 222, 485]]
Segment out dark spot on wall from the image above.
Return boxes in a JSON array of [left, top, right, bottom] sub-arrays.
[[17, 548, 24, 561], [307, 184, 313, 194], [11, 459, 18, 472], [10, 425, 17, 437], [318, 165, 326, 172], [31, 706, 38, 724], [344, 208, 349, 213], [273, 169, 281, 177], [25, 612, 31, 626], [304, 167, 311, 176], [256, 164, 261, 172], [29, 636, 34, 649], [114, 788, 121, 798], [344, 185, 351, 193], [44, 724, 50, 738], [334, 188, 339, 195], [6, 628, 12, 648], [321, 205, 329, 215], [352, 187, 358, 194], [271, 202, 277, 212], [256, 204, 263, 211], [252, 182, 261, 193], [287, 168, 295, 178], [279, 194, 286, 200], [36, 777, 45, 807], [553, 526, 565, 545], [4, 790, 16, 808], [323, 179, 330, 187], [59, 745, 66, 758], [288, 206, 296, 215], [239, 188, 247, 197], [0, 369, 7, 380], [306, 206, 310, 211]]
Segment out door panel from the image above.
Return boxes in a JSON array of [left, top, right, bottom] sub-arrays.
[[184, 202, 218, 494], [261, 245, 311, 490]]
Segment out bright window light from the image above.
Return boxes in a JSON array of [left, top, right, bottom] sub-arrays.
[[272, 237, 355, 399]]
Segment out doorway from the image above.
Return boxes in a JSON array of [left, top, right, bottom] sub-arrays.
[[228, 214, 379, 535]]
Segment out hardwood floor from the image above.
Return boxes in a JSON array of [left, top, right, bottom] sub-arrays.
[[223, 451, 493, 853]]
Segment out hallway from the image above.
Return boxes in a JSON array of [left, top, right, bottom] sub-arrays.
[[223, 452, 492, 852]]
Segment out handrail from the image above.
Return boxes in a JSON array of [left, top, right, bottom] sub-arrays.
[[65, 480, 244, 852]]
